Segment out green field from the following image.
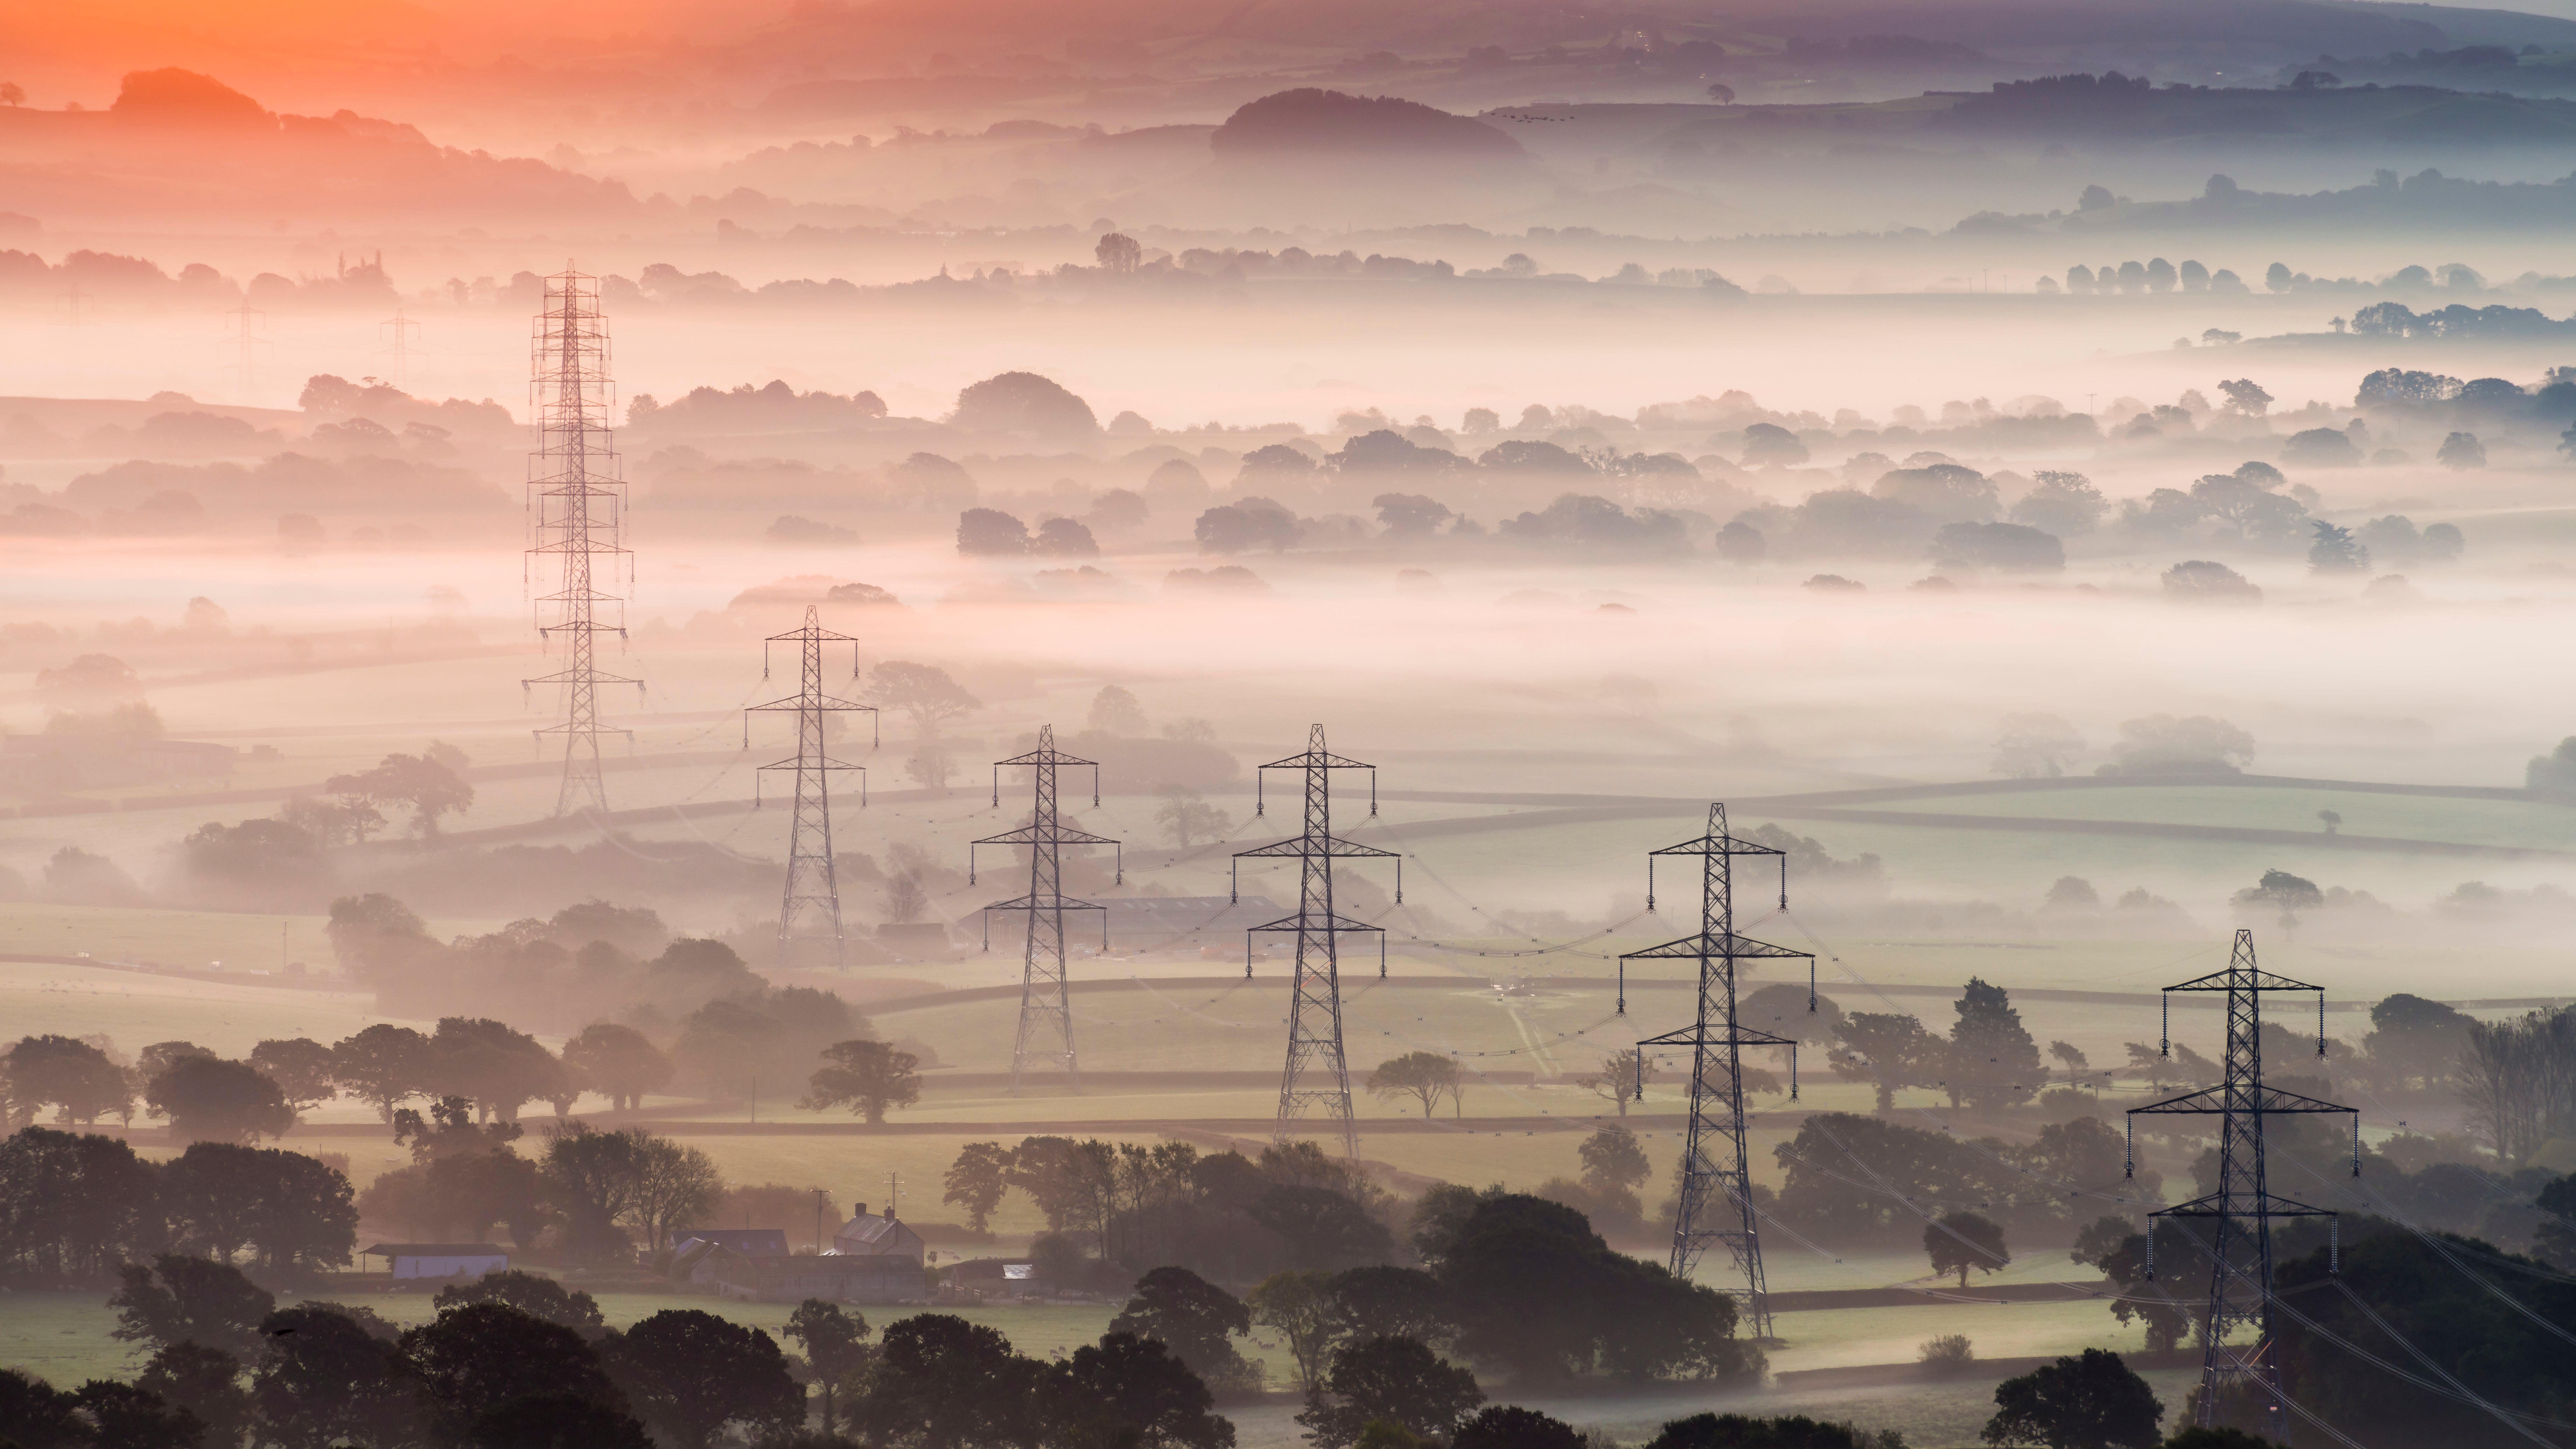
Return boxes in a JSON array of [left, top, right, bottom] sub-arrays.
[[1860, 784, 2576, 853]]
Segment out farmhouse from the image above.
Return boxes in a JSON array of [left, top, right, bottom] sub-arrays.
[[361, 1242, 509, 1279]]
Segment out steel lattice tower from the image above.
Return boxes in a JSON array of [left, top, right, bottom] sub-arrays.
[[1623, 803, 1809, 1340], [971, 726, 1120, 1091], [746, 606, 877, 971], [521, 267, 640, 818], [2127, 929, 2358, 1435], [1230, 725, 1401, 1157]]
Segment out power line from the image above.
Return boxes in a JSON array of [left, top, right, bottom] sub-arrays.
[[1624, 803, 1809, 1341], [746, 606, 875, 972], [1231, 724, 1400, 1157], [520, 264, 643, 818], [972, 725, 1119, 1092]]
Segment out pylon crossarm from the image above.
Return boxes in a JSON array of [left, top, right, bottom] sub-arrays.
[[975, 823, 1119, 847], [982, 894, 1106, 915], [1247, 911, 1384, 935], [2129, 1084, 2357, 1116], [2151, 1190, 2337, 1220], [1258, 748, 1374, 771], [1649, 837, 1789, 859], [994, 745, 1100, 768], [1620, 931, 1812, 962], [2162, 967, 2325, 995], [1637, 1024, 1798, 1050], [1233, 834, 1398, 860]]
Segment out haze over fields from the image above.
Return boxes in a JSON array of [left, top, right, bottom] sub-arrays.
[[11, 3, 2576, 1448]]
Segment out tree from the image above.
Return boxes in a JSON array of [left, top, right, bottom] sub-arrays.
[[147, 1055, 296, 1142], [1948, 977, 2044, 1110], [434, 1269, 606, 1330], [2161, 560, 2260, 604], [426, 1017, 566, 1123], [1435, 1192, 1752, 1384], [331, 1023, 431, 1121], [281, 793, 384, 847], [1992, 715, 2084, 779], [1830, 1013, 1940, 1111], [1088, 685, 1149, 736], [944, 1141, 1014, 1232], [2, 1034, 135, 1125], [2437, 431, 2487, 469], [1066, 1331, 1237, 1449], [110, 1255, 275, 1359], [1981, 1349, 2163, 1449], [2070, 1219, 2190, 1352], [0, 1127, 161, 1283], [475, 1394, 654, 1449], [323, 751, 474, 835], [1035, 517, 1101, 556], [250, 1303, 422, 1449], [1374, 493, 1456, 537], [850, 1312, 1045, 1449], [405, 1301, 629, 1442], [630, 1135, 726, 1252], [73, 1379, 205, 1449], [2215, 379, 2272, 416], [1098, 233, 1142, 274], [2105, 716, 2254, 776], [1194, 501, 1299, 553], [1248, 1270, 1342, 1389], [803, 1040, 922, 1125], [607, 1308, 805, 1449], [2307, 520, 2370, 574], [2362, 993, 2474, 1091], [884, 872, 932, 922], [1926, 1211, 2009, 1290], [0, 84, 24, 107], [1249, 1184, 1395, 1270], [785, 1300, 871, 1435], [162, 1141, 358, 1275], [2050, 1042, 2090, 1080], [1155, 785, 1233, 848], [1330, 1265, 1452, 1350], [541, 1122, 652, 1261], [957, 508, 1030, 556], [0, 1366, 88, 1449], [1367, 1052, 1462, 1119], [1577, 1124, 1650, 1202], [248, 1038, 339, 1111], [865, 662, 981, 740], [1110, 1267, 1258, 1394], [136, 1341, 252, 1449], [1581, 1048, 1648, 1116], [1454, 1405, 1583, 1449], [561, 1023, 673, 1111], [1295, 1336, 1484, 1449]]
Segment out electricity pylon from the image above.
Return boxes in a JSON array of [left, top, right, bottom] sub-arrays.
[[971, 726, 1120, 1091], [2127, 929, 2359, 1435], [1624, 803, 1809, 1342], [222, 304, 267, 404], [380, 304, 420, 389], [522, 266, 642, 817], [1230, 725, 1401, 1157], [746, 606, 876, 971]]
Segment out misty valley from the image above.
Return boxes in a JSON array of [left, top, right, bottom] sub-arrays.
[[12, 6, 2576, 1449]]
